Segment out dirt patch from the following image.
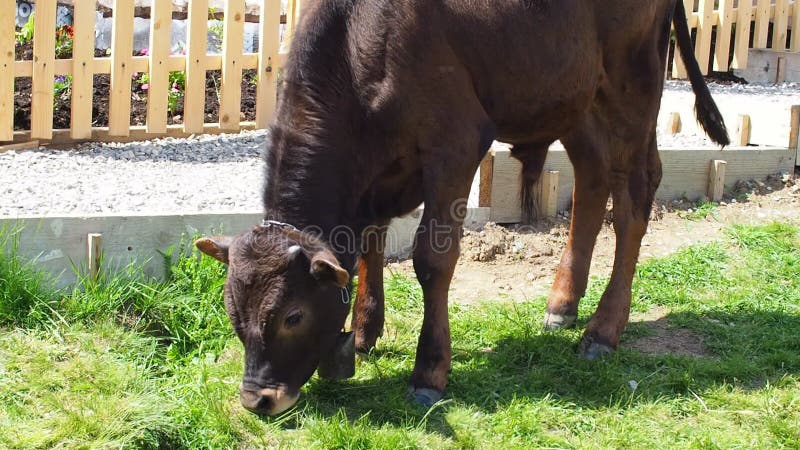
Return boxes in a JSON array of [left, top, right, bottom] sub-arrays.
[[388, 171, 800, 306], [625, 309, 710, 358]]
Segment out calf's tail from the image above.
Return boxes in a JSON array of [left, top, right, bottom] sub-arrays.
[[672, 0, 730, 146]]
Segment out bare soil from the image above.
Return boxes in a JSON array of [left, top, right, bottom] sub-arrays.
[[388, 172, 800, 357]]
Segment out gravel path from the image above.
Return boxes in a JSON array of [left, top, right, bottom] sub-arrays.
[[2, 81, 798, 218]]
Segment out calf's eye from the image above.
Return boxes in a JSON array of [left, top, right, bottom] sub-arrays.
[[285, 311, 304, 328]]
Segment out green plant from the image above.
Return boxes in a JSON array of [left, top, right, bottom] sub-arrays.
[[54, 25, 74, 58], [15, 13, 35, 45], [53, 75, 72, 105], [678, 201, 719, 221]]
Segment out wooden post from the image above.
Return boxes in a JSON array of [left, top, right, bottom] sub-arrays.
[[694, 0, 715, 75], [109, 0, 135, 136], [665, 112, 682, 135], [776, 57, 787, 85], [713, 0, 734, 72], [219, 0, 245, 131], [479, 150, 495, 207], [753, 0, 770, 49], [87, 233, 103, 281], [707, 160, 727, 202], [31, 1, 57, 140], [736, 114, 751, 146], [256, 0, 283, 129], [0, 6, 14, 141], [183, 0, 208, 134], [789, 105, 800, 152], [146, 0, 173, 134], [536, 171, 559, 219], [71, 0, 95, 140], [773, 0, 790, 51], [281, 0, 302, 54], [732, 0, 753, 69]]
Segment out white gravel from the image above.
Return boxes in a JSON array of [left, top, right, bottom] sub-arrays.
[[1, 81, 798, 218]]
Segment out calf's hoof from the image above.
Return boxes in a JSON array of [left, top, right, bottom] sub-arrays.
[[543, 312, 577, 330], [407, 386, 443, 407], [578, 335, 614, 361]]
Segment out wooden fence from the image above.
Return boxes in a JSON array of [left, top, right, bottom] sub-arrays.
[[0, 0, 797, 146]]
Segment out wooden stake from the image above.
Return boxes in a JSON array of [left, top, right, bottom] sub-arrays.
[[713, 0, 734, 72], [775, 57, 787, 85], [109, 0, 135, 136], [256, 0, 283, 129], [789, 105, 800, 151], [694, 0, 715, 75], [732, 0, 753, 69], [87, 233, 103, 281], [665, 112, 682, 135], [753, 0, 771, 49], [146, 0, 173, 134], [219, 0, 245, 131], [736, 114, 751, 146], [707, 160, 727, 202], [479, 150, 495, 207], [536, 171, 559, 219]]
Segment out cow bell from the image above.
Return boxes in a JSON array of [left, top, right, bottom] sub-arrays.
[[317, 331, 355, 380]]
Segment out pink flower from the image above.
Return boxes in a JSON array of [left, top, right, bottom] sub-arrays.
[[172, 87, 180, 93], [131, 72, 139, 79], [139, 48, 149, 56], [141, 83, 149, 90]]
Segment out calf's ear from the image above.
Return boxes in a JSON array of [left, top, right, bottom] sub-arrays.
[[309, 251, 349, 288], [194, 236, 233, 264]]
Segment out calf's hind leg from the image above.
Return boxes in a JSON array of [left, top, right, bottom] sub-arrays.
[[580, 137, 661, 359], [543, 127, 610, 330]]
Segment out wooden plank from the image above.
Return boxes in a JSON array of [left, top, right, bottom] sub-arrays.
[[793, 0, 800, 51], [219, 0, 245, 131], [109, 0, 135, 136], [665, 112, 682, 135], [12, 122, 259, 146], [256, 0, 283, 129], [87, 233, 103, 281], [0, 140, 40, 153], [281, 0, 301, 53], [31, 1, 57, 140], [671, 0, 695, 79], [145, 0, 172, 134], [732, 0, 754, 69], [0, 6, 15, 141], [714, 0, 735, 72], [736, 114, 752, 146], [0, 208, 490, 287], [490, 147, 796, 223], [776, 56, 787, 84], [753, 0, 770, 49], [707, 160, 727, 202], [536, 171, 559, 219], [70, 0, 95, 140], [694, 0, 715, 75], [183, 0, 208, 134], [479, 151, 495, 207]]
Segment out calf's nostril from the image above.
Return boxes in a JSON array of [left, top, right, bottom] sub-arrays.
[[240, 390, 273, 414]]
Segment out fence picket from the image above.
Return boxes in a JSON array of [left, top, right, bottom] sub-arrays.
[[146, 0, 173, 134], [753, 0, 771, 48], [732, 0, 754, 69], [71, 0, 95, 139], [713, 0, 734, 72], [183, 0, 208, 134], [671, 0, 694, 79], [694, 0, 715, 74], [793, 0, 800, 51], [0, 7, 14, 141], [773, 0, 790, 51], [109, 0, 135, 136], [256, 0, 283, 129], [31, 1, 57, 140], [219, 0, 245, 131]]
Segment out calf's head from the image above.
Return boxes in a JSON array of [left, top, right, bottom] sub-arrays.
[[195, 225, 351, 415]]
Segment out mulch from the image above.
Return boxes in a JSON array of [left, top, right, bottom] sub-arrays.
[[13, 41, 258, 131]]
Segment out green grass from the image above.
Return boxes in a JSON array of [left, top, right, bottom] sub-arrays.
[[1, 223, 799, 448]]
